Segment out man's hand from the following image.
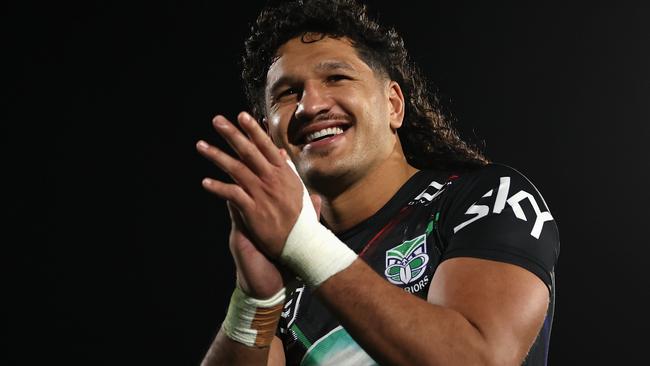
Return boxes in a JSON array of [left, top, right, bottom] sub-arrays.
[[197, 112, 306, 259], [226, 192, 322, 299], [226, 200, 284, 299]]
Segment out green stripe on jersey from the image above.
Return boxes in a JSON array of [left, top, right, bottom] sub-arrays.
[[290, 324, 312, 349]]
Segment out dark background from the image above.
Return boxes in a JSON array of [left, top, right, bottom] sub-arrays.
[[7, 1, 650, 364]]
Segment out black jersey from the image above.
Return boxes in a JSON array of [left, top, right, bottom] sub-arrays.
[[278, 164, 560, 366]]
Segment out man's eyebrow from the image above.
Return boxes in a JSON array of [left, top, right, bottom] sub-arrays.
[[314, 60, 356, 72], [268, 75, 299, 97]]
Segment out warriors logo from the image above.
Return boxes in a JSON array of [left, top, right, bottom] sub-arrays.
[[384, 234, 429, 285]]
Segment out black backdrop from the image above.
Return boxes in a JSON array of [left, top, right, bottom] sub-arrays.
[[7, 1, 650, 364]]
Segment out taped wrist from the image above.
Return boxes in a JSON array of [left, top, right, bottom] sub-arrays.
[[221, 286, 285, 348], [280, 160, 358, 287]]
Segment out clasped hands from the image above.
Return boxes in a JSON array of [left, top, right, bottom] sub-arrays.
[[196, 112, 311, 260]]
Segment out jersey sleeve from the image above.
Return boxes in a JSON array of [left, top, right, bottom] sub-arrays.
[[439, 164, 560, 287]]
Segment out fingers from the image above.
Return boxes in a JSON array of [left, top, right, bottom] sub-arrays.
[[227, 200, 251, 232], [226, 200, 240, 225], [199, 112, 292, 218], [212, 115, 274, 175], [196, 140, 261, 192], [237, 112, 285, 167], [226, 200, 249, 234], [202, 178, 254, 211]]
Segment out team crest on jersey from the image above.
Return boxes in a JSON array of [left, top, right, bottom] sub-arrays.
[[384, 234, 429, 285]]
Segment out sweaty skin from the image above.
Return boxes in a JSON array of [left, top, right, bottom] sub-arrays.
[[198, 36, 549, 365]]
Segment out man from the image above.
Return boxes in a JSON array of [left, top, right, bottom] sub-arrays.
[[197, 0, 559, 365]]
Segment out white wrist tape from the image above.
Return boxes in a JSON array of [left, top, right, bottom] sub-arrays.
[[280, 160, 358, 287], [221, 286, 285, 347]]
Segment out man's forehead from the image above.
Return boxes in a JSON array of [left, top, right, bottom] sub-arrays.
[[266, 36, 366, 86]]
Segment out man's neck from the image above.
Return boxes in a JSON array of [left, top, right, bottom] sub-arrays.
[[318, 153, 418, 234]]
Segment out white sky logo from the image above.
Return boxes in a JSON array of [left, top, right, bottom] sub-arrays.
[[453, 176, 553, 239]]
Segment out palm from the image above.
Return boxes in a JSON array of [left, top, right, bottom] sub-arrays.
[[228, 201, 284, 299]]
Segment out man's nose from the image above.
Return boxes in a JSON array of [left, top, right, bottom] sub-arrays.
[[295, 82, 332, 121]]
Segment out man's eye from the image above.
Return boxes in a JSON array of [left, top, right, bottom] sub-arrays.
[[278, 88, 298, 98], [327, 74, 349, 82]]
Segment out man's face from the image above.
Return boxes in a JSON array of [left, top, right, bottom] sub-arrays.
[[264, 35, 404, 188]]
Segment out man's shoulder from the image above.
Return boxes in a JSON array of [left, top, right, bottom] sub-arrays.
[[438, 162, 555, 221], [449, 163, 543, 193], [457, 162, 530, 180], [417, 162, 530, 182]]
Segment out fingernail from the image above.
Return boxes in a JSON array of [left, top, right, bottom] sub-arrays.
[[197, 140, 209, 150], [240, 112, 252, 124], [202, 178, 212, 186], [213, 116, 227, 128]]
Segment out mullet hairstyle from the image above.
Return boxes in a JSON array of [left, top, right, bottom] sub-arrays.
[[241, 0, 489, 170]]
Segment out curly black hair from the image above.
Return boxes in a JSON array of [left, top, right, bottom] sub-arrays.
[[242, 0, 489, 170]]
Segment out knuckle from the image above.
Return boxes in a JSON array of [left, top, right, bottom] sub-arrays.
[[239, 145, 256, 160], [260, 173, 280, 189], [227, 159, 244, 173]]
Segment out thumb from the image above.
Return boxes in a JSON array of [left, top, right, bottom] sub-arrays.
[[309, 193, 322, 220], [226, 200, 244, 228]]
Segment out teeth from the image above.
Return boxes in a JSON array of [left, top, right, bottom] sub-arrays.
[[305, 127, 344, 143]]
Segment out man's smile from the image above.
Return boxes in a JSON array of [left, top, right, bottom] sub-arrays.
[[292, 115, 353, 147]]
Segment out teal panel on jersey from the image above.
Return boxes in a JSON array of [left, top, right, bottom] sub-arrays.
[[301, 326, 378, 366]]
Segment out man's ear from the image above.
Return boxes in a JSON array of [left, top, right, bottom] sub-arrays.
[[261, 117, 278, 145], [261, 117, 270, 134], [387, 81, 405, 130]]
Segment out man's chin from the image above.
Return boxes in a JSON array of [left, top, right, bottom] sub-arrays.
[[299, 162, 355, 196]]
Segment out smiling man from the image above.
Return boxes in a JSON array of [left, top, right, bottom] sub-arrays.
[[197, 1, 559, 365], [265, 35, 419, 226]]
